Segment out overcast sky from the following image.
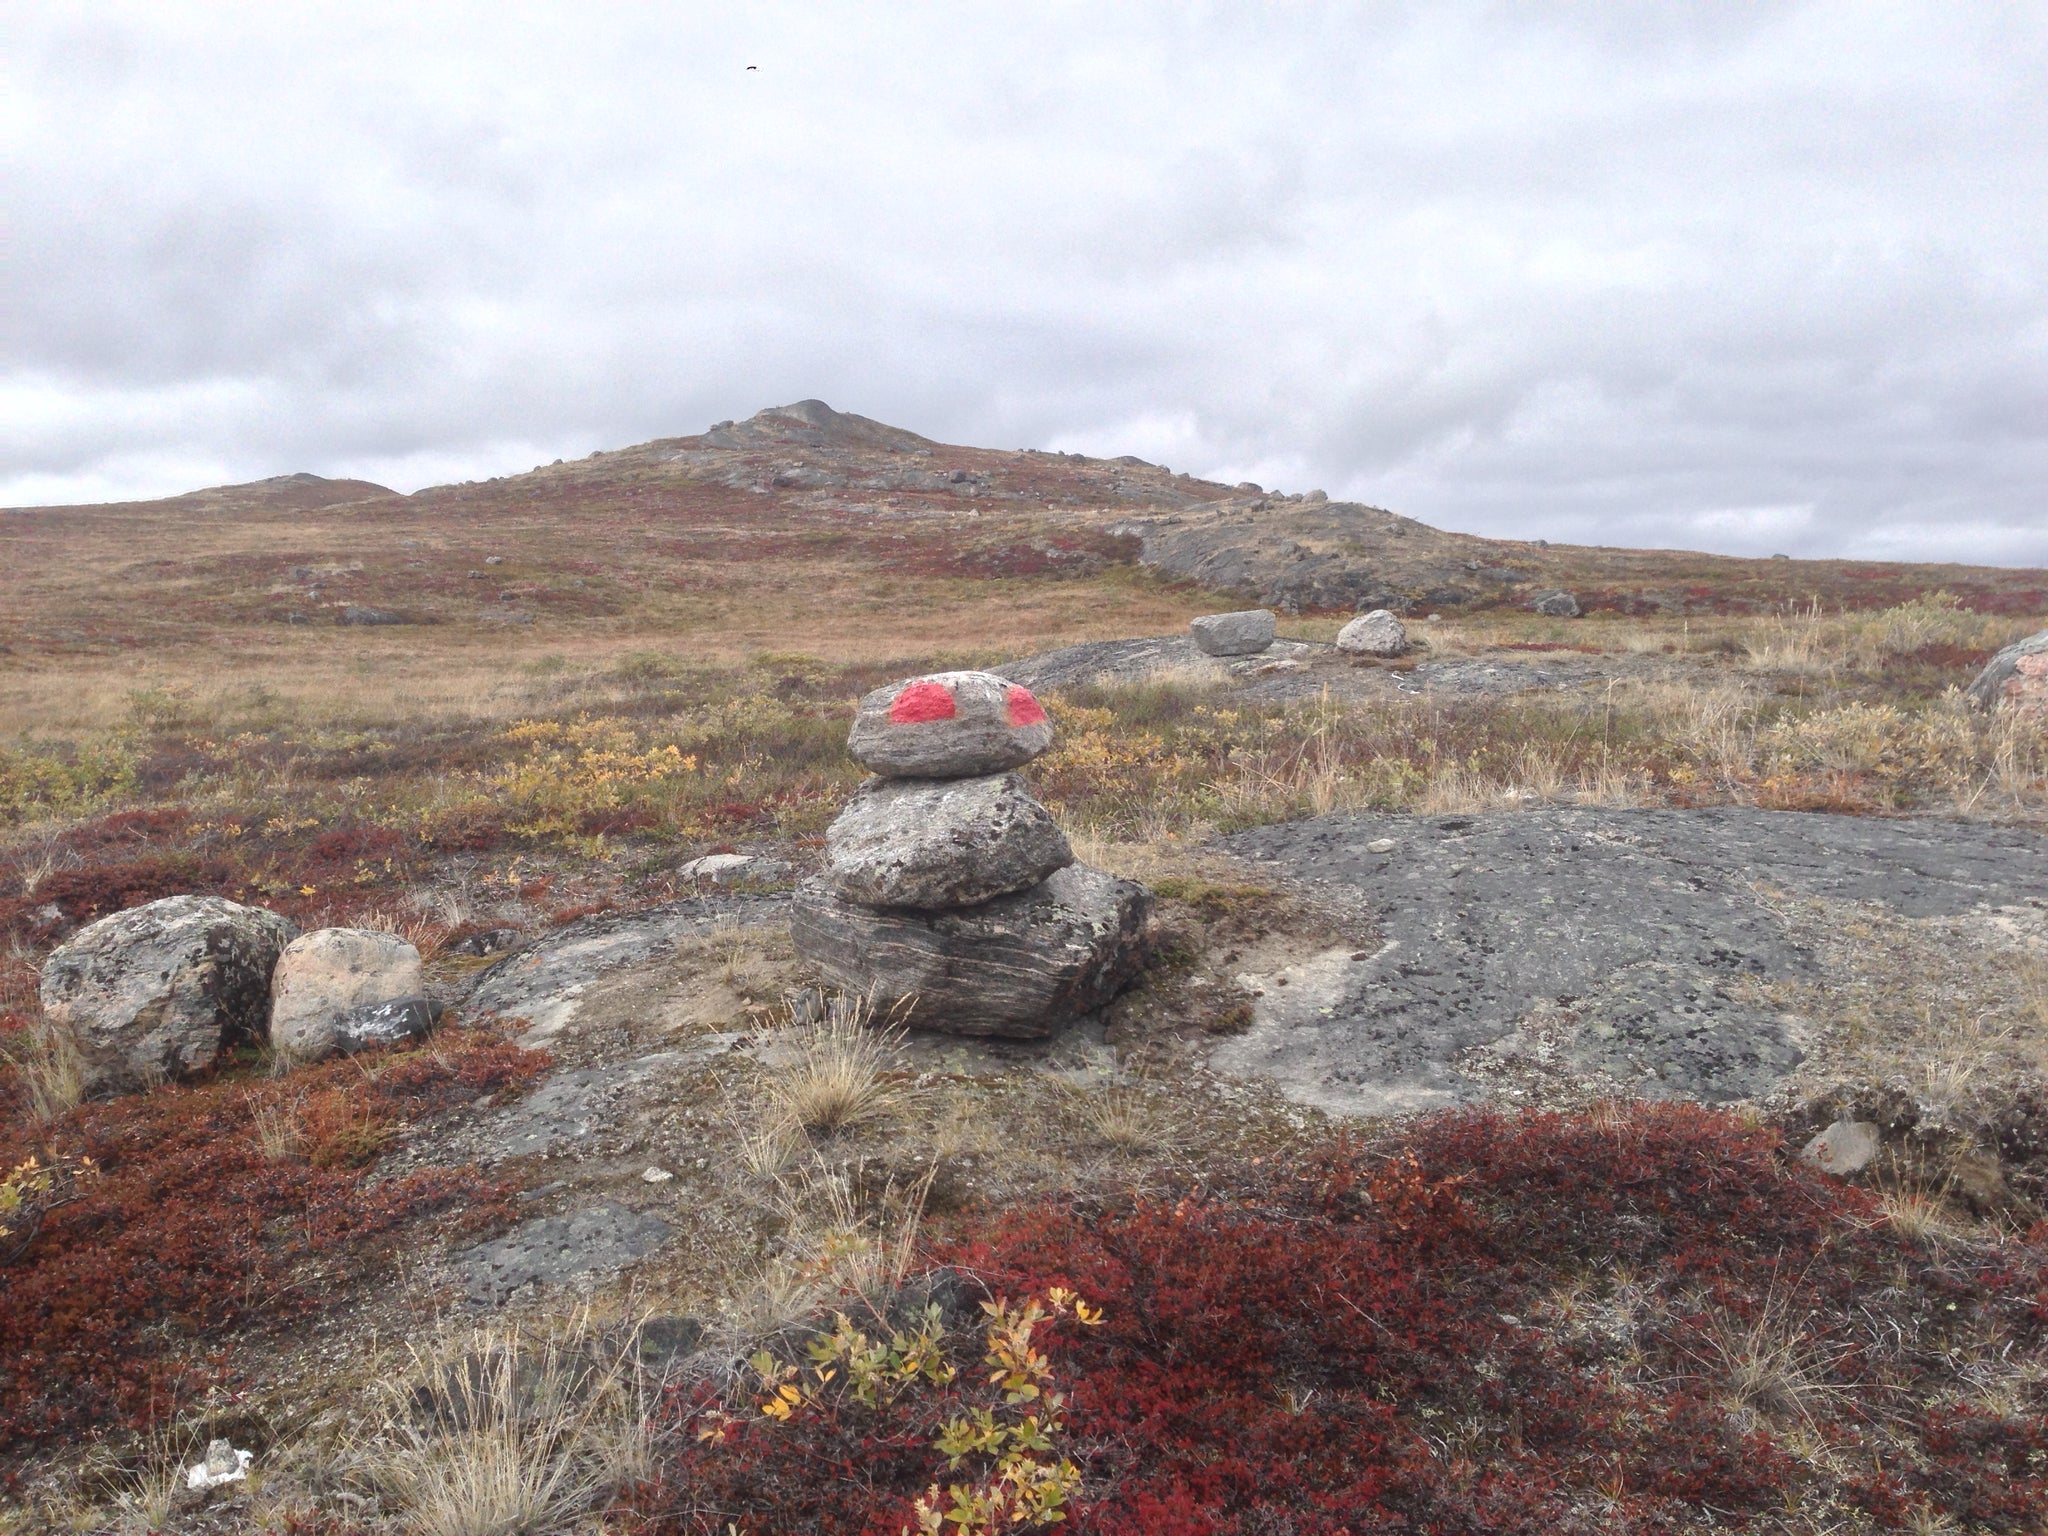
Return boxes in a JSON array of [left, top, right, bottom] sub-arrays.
[[7, 4, 2046, 562]]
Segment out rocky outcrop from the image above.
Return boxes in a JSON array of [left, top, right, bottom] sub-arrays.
[[824, 772, 1072, 909], [1190, 609, 1276, 656], [39, 896, 298, 1094], [270, 927, 425, 1062], [795, 672, 1151, 1036], [1336, 609, 1408, 657], [792, 863, 1151, 1037], [1530, 590, 1582, 618], [848, 671, 1055, 777], [1968, 629, 2048, 714]]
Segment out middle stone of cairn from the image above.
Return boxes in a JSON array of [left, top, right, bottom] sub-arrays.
[[791, 670, 1152, 1038]]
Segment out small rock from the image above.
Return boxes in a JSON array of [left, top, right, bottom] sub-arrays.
[[641, 1166, 674, 1184], [824, 772, 1072, 909], [791, 863, 1151, 1038], [270, 928, 425, 1063], [484, 555, 505, 565], [1335, 609, 1409, 657], [334, 996, 438, 1054], [1529, 590, 1582, 618], [187, 1439, 253, 1491], [336, 605, 409, 626], [1366, 837, 1398, 853], [1966, 629, 2048, 715], [678, 852, 789, 883], [1190, 609, 1277, 656], [448, 927, 522, 957], [40, 895, 299, 1094], [848, 671, 1055, 778], [1800, 1119, 1881, 1177]]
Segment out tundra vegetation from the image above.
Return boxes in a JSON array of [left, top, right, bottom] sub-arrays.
[[1, 429, 2045, 1532]]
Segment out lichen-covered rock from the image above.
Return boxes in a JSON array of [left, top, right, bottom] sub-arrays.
[[334, 996, 440, 1055], [791, 863, 1152, 1037], [847, 671, 1054, 778], [1530, 590, 1582, 618], [39, 895, 299, 1094], [270, 928, 424, 1062], [824, 772, 1073, 909], [1335, 609, 1409, 657], [1967, 629, 2048, 715], [1189, 609, 1277, 656]]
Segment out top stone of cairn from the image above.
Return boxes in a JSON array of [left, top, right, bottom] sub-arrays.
[[848, 670, 1055, 778]]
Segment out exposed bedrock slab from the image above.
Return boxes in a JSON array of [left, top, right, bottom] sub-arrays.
[[997, 635, 1319, 694], [1214, 808, 2048, 1116], [453, 1202, 674, 1305], [824, 772, 1072, 909], [790, 863, 1152, 1037], [466, 896, 788, 1044]]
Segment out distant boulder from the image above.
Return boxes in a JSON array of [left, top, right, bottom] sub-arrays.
[[1190, 609, 1277, 656], [337, 605, 410, 626], [1967, 629, 2048, 715], [1335, 609, 1409, 657], [40, 896, 298, 1094], [1530, 590, 1582, 618]]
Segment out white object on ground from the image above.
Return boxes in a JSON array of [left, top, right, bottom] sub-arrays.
[[187, 1439, 254, 1490]]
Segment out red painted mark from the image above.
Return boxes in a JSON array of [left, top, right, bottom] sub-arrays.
[[1005, 685, 1048, 727], [889, 680, 957, 724]]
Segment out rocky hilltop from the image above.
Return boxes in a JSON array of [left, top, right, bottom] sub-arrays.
[[8, 401, 2042, 662]]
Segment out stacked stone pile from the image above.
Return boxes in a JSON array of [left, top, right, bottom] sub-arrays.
[[791, 670, 1151, 1037]]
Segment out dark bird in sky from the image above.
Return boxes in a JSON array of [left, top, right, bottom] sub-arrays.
[[746, 64, 756, 70]]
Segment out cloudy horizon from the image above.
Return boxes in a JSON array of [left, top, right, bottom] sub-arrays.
[[7, 3, 2046, 564]]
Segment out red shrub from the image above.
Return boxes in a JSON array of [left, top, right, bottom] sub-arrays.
[[643, 1105, 2047, 1534], [0, 1030, 545, 1458]]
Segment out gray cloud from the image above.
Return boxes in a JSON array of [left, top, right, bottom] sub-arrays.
[[5, 2, 2045, 563]]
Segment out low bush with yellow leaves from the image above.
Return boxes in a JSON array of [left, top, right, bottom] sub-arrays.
[[648, 1286, 1101, 1535]]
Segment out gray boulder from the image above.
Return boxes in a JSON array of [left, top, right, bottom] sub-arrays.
[[791, 863, 1151, 1037], [1530, 590, 1582, 618], [270, 927, 425, 1063], [1190, 609, 1277, 656], [335, 996, 440, 1055], [1967, 629, 2048, 714], [39, 895, 298, 1094], [825, 772, 1073, 909], [1335, 609, 1409, 657], [848, 671, 1055, 778]]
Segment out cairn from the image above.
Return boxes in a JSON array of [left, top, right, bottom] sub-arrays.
[[791, 671, 1151, 1037]]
